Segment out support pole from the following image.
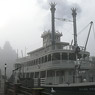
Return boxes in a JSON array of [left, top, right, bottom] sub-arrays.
[[4, 63, 7, 95], [50, 3, 56, 50], [72, 8, 77, 47]]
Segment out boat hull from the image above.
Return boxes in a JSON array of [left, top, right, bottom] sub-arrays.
[[42, 85, 95, 95]]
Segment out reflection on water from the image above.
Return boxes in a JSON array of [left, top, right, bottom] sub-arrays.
[[48, 91, 95, 95], [50, 92, 95, 95]]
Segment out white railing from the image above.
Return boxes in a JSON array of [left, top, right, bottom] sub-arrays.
[[34, 78, 38, 86], [40, 78, 46, 86], [24, 60, 92, 72]]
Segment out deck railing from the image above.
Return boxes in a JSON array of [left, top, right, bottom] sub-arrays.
[[5, 81, 44, 95]]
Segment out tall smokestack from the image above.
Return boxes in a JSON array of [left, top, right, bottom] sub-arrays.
[[72, 8, 77, 47], [50, 2, 56, 50]]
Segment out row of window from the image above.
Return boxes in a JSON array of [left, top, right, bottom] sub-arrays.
[[21, 53, 86, 67], [19, 70, 65, 78]]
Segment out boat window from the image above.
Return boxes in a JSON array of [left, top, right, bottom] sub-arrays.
[[47, 70, 55, 77], [69, 53, 76, 60], [30, 73, 34, 78], [69, 71, 73, 75], [45, 55, 47, 62], [24, 62, 26, 67], [29, 61, 32, 66], [32, 60, 34, 65], [31, 60, 33, 66], [52, 53, 60, 60], [27, 61, 29, 66], [36, 59, 38, 65], [39, 58, 41, 64], [19, 73, 23, 78], [42, 57, 44, 63], [27, 61, 31, 66], [48, 54, 51, 61], [40, 71, 45, 78], [62, 53, 68, 60], [26, 73, 29, 78], [35, 72, 39, 78], [21, 64, 23, 67], [33, 60, 36, 65], [56, 70, 64, 76], [23, 73, 25, 78]]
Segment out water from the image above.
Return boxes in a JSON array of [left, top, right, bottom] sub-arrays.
[[50, 92, 95, 95]]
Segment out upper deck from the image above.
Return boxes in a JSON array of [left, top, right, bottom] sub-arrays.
[[23, 60, 92, 73], [15, 43, 91, 73], [15, 30, 90, 72]]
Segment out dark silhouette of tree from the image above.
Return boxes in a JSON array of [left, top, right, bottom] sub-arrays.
[[0, 41, 17, 77]]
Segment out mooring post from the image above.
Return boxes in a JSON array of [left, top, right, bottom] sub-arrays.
[[32, 88, 44, 95], [5, 81, 9, 95], [14, 83, 21, 95]]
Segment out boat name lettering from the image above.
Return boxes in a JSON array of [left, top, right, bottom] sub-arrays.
[[79, 88, 95, 91], [89, 88, 95, 90], [79, 88, 88, 91]]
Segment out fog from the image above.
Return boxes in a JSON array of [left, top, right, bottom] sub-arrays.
[[0, 41, 17, 77], [0, 0, 95, 76]]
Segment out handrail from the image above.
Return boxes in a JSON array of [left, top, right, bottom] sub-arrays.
[[5, 82, 45, 95]]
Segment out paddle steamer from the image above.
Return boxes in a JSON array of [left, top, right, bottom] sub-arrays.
[[14, 3, 95, 94]]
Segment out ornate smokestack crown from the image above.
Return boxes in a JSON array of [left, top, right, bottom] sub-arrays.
[[71, 8, 77, 17], [50, 2, 56, 50], [71, 8, 77, 47], [50, 2, 56, 13]]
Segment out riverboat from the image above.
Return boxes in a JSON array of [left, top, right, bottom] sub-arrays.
[[13, 3, 95, 95]]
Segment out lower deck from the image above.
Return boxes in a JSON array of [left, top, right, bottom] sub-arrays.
[[17, 68, 95, 88]]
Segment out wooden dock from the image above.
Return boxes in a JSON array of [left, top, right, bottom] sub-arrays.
[[0, 77, 4, 95]]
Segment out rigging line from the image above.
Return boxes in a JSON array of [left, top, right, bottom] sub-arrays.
[[92, 22, 95, 40], [77, 22, 90, 36]]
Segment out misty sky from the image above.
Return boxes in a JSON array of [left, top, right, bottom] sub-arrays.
[[0, 0, 95, 56]]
